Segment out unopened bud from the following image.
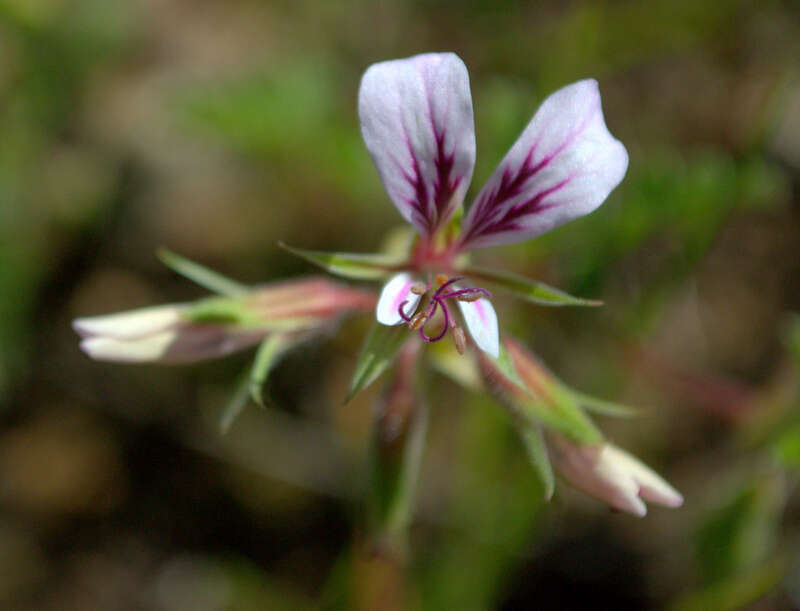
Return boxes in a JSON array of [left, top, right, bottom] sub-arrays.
[[550, 434, 684, 517]]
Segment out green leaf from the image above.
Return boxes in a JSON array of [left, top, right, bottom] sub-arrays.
[[249, 335, 291, 407], [346, 323, 409, 403], [464, 266, 602, 307], [158, 248, 248, 297], [279, 242, 404, 281], [572, 391, 640, 418], [517, 425, 555, 501]]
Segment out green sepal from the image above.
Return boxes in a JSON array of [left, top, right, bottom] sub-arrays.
[[158, 248, 248, 297], [346, 323, 409, 403], [573, 391, 639, 418], [518, 424, 555, 501], [463, 266, 602, 307], [182, 296, 260, 326], [249, 334, 292, 407], [489, 345, 603, 444], [427, 340, 483, 391], [279, 242, 404, 281], [219, 371, 251, 434], [515, 384, 603, 444]]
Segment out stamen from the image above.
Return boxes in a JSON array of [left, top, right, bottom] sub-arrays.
[[452, 326, 466, 354], [421, 300, 450, 342], [396, 274, 492, 351]]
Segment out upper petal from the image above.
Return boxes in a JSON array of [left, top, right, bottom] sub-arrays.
[[459, 79, 628, 250], [376, 272, 422, 325], [457, 296, 499, 358], [359, 53, 476, 236]]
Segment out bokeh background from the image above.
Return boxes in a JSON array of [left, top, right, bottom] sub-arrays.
[[2, 0, 800, 608]]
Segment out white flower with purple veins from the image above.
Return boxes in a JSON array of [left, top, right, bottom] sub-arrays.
[[356, 53, 628, 358]]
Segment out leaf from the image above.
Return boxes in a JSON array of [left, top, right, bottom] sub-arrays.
[[463, 266, 602, 307], [346, 323, 409, 403], [249, 335, 291, 407], [158, 248, 248, 297], [279, 242, 404, 281], [517, 425, 555, 501], [572, 391, 639, 418]]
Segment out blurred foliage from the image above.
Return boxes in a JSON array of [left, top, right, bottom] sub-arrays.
[[1, 0, 799, 608]]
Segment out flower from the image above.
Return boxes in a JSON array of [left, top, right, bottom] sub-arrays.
[[549, 434, 684, 517], [74, 277, 376, 364], [360, 53, 628, 358]]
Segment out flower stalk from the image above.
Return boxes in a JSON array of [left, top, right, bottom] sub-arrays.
[[366, 339, 427, 557]]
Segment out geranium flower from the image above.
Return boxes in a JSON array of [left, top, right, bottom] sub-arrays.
[[357, 53, 628, 358]]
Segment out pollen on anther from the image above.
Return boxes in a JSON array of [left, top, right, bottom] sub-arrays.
[[410, 283, 427, 295], [457, 292, 484, 302], [436, 274, 449, 286], [409, 312, 427, 330]]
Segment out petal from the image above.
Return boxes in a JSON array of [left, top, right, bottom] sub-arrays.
[[79, 327, 265, 364], [359, 53, 476, 236], [72, 304, 184, 339], [457, 296, 499, 358], [606, 445, 684, 508], [459, 79, 628, 250], [376, 273, 421, 325]]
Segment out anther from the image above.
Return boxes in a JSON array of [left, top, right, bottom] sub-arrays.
[[457, 292, 485, 302], [408, 311, 427, 330], [452, 326, 466, 355], [410, 283, 427, 295], [436, 274, 449, 286]]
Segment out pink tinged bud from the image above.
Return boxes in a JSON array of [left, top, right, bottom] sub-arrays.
[[74, 301, 268, 364], [247, 277, 376, 323], [73, 304, 184, 340], [550, 435, 684, 517], [74, 277, 376, 365]]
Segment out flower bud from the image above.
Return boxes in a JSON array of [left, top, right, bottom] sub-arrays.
[[549, 434, 683, 517], [73, 277, 375, 364]]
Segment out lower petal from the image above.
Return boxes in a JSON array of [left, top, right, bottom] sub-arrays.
[[376, 273, 422, 326], [458, 297, 499, 358]]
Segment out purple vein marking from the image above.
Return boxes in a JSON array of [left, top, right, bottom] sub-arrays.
[[394, 87, 462, 236], [462, 99, 600, 244]]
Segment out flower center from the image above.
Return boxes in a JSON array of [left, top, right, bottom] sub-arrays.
[[397, 274, 492, 353]]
